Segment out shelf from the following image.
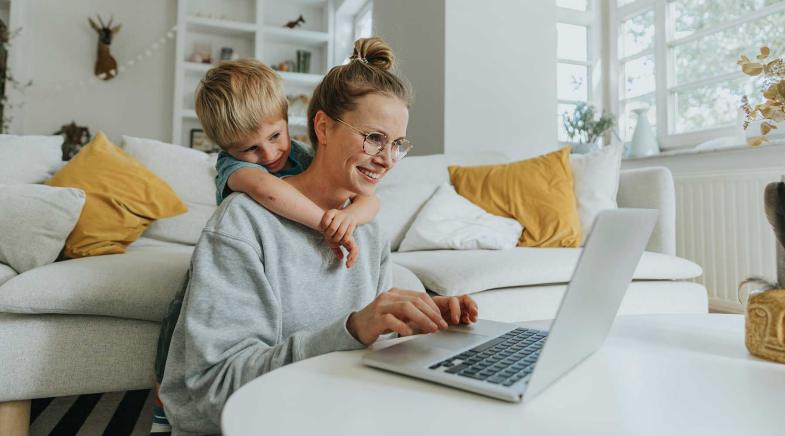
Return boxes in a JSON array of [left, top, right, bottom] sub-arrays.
[[183, 62, 212, 74], [263, 26, 329, 46], [186, 16, 256, 37], [278, 71, 323, 86]]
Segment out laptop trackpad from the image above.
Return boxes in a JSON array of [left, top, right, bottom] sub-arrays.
[[416, 330, 488, 351]]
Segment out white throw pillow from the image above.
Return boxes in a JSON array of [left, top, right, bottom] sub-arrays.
[[570, 144, 623, 244], [0, 184, 85, 273], [376, 182, 440, 251], [398, 183, 522, 251], [0, 135, 64, 184], [123, 136, 218, 245]]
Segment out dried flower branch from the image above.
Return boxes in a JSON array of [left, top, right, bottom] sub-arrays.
[[739, 46, 785, 146]]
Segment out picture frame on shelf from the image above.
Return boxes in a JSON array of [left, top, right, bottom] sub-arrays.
[[190, 129, 219, 153]]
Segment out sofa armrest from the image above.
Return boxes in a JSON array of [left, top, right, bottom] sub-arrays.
[[617, 166, 676, 255]]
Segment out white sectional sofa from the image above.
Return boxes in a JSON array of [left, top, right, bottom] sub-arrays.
[[0, 138, 707, 415]]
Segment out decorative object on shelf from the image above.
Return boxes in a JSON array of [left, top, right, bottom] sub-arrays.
[[738, 46, 785, 146], [627, 107, 659, 158], [190, 129, 219, 153], [283, 14, 305, 29], [296, 50, 311, 73], [0, 20, 32, 133], [219, 47, 235, 61], [54, 121, 92, 161], [562, 102, 617, 154], [88, 15, 121, 81], [40, 24, 176, 94], [189, 42, 212, 64], [287, 94, 310, 126], [738, 177, 785, 364]]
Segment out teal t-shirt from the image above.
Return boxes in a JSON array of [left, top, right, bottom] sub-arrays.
[[214, 140, 313, 205]]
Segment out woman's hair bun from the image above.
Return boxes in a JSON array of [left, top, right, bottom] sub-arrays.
[[352, 37, 395, 71]]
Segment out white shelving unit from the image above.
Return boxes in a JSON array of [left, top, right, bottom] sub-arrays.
[[172, 0, 336, 148]]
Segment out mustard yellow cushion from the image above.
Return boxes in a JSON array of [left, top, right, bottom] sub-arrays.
[[448, 146, 581, 247], [47, 132, 187, 258]]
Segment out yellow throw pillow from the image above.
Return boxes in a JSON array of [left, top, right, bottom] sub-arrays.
[[47, 132, 187, 258], [448, 146, 581, 247]]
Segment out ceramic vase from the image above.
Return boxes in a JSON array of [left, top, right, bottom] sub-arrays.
[[628, 107, 659, 158]]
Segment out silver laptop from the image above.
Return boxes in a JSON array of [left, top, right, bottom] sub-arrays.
[[362, 208, 658, 402]]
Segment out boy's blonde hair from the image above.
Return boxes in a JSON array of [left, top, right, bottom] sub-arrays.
[[195, 59, 288, 148]]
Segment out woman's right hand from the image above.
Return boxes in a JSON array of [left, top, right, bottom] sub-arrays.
[[347, 289, 449, 346]]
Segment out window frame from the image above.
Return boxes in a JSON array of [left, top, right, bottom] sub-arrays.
[[556, 0, 603, 143], [610, 0, 785, 150]]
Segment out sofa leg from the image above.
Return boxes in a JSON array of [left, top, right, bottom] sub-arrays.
[[0, 400, 31, 436]]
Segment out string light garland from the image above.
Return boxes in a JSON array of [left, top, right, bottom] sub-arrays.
[[40, 24, 178, 93]]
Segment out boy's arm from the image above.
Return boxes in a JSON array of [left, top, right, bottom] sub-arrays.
[[343, 194, 380, 224], [227, 167, 323, 230]]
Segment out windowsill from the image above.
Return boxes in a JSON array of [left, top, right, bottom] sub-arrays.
[[622, 138, 785, 161]]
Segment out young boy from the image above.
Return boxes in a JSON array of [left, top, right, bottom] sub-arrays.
[[149, 59, 379, 435], [203, 58, 380, 265]]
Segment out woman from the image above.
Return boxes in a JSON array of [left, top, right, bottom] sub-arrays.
[[158, 37, 478, 435]]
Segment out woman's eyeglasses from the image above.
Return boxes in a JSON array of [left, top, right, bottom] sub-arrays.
[[333, 117, 413, 161]]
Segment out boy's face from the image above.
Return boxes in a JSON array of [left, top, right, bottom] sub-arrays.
[[226, 117, 291, 173]]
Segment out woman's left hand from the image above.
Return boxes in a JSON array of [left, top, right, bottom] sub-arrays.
[[432, 295, 479, 325]]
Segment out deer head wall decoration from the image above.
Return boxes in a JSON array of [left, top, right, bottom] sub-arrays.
[[88, 15, 121, 80]]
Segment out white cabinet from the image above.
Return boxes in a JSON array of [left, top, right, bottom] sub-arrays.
[[172, 0, 335, 148]]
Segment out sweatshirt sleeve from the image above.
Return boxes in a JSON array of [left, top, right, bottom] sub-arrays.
[[181, 230, 363, 427]]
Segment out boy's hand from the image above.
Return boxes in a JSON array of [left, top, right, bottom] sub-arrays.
[[321, 209, 359, 268], [432, 295, 479, 325]]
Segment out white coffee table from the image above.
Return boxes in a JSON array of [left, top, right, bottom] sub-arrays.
[[222, 314, 784, 436]]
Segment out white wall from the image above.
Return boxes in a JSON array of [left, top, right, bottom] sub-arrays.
[[373, 0, 445, 156], [444, 0, 556, 160], [373, 0, 557, 159], [10, 0, 176, 143]]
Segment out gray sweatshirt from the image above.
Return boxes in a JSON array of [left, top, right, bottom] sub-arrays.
[[159, 192, 392, 435]]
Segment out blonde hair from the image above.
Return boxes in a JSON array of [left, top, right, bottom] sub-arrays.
[[195, 59, 288, 148], [307, 37, 412, 146]]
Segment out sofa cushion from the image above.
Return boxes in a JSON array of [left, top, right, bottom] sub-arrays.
[[0, 243, 193, 322], [398, 183, 522, 252], [0, 263, 16, 287], [378, 151, 510, 251], [392, 248, 703, 295], [570, 144, 623, 245], [0, 184, 85, 273], [0, 134, 64, 184], [47, 132, 188, 258], [124, 135, 218, 245], [469, 281, 709, 323], [391, 263, 425, 292], [449, 147, 581, 247]]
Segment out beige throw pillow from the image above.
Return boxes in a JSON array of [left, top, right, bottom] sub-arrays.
[[0, 184, 86, 273]]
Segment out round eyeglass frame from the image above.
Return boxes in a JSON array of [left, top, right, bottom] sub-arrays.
[[333, 116, 413, 161]]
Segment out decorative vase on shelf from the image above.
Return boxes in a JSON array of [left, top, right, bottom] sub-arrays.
[[628, 107, 659, 158]]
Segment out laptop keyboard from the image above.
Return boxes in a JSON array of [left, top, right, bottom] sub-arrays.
[[428, 328, 548, 387]]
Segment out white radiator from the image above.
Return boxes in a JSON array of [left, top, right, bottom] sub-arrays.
[[675, 170, 782, 313]]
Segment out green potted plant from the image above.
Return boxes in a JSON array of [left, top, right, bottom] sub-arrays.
[[562, 102, 617, 154]]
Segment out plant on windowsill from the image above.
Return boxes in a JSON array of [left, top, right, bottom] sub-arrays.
[[561, 102, 618, 154], [738, 46, 785, 146]]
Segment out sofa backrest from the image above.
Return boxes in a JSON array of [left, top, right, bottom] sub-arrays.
[[377, 150, 511, 251]]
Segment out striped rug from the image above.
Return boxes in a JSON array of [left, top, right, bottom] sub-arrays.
[[30, 389, 153, 436]]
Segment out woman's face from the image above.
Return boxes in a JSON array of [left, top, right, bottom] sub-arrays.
[[322, 94, 409, 197]]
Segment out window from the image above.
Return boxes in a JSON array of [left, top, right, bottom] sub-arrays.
[[353, 1, 373, 41], [612, 0, 785, 149], [556, 0, 600, 142]]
